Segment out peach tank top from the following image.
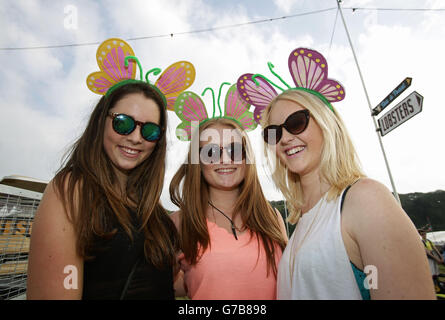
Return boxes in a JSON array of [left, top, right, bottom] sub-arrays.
[[179, 220, 282, 300]]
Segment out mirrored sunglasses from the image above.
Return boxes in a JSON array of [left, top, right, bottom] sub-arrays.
[[108, 112, 162, 142]]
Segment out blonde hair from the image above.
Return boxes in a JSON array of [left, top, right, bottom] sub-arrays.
[[261, 89, 365, 224], [169, 117, 287, 277]]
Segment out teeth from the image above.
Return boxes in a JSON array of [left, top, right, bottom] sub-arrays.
[[122, 147, 139, 154], [215, 168, 236, 173], [286, 146, 305, 156]]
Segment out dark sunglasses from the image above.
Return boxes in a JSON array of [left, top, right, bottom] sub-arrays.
[[199, 142, 246, 164], [108, 112, 162, 142], [263, 109, 310, 145]]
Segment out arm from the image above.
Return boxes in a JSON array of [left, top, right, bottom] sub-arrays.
[[344, 178, 436, 299], [27, 180, 83, 299], [169, 210, 187, 298], [431, 243, 444, 264], [425, 250, 439, 261]]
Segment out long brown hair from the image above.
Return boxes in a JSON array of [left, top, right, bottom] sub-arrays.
[[169, 118, 287, 277], [54, 82, 178, 268]]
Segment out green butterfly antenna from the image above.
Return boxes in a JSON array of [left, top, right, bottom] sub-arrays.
[[121, 56, 167, 107], [201, 87, 216, 117], [267, 62, 291, 89], [252, 61, 291, 92], [145, 67, 162, 85], [217, 82, 231, 117], [124, 56, 143, 81], [105, 55, 145, 97]]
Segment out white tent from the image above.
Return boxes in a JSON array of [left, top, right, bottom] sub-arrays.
[[427, 231, 445, 247]]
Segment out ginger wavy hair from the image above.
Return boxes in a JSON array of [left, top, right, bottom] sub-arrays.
[[169, 118, 287, 277], [54, 82, 179, 268], [261, 89, 366, 225]]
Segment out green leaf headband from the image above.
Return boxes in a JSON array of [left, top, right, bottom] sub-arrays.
[[173, 82, 257, 141], [86, 37, 196, 110], [237, 47, 346, 124]]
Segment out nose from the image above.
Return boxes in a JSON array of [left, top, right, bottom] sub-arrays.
[[221, 148, 232, 164], [280, 127, 296, 145], [126, 125, 143, 144]]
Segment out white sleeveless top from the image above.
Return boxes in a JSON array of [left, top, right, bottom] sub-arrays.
[[277, 189, 362, 299]]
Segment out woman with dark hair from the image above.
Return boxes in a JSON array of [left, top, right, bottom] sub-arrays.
[[27, 38, 194, 299]]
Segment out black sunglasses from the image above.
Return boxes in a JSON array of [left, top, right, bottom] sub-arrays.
[[263, 109, 310, 145], [108, 112, 162, 142], [199, 142, 246, 164]]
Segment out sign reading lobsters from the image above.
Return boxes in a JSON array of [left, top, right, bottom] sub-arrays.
[[377, 91, 423, 137]]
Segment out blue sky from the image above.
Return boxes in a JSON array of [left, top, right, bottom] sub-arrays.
[[0, 0, 444, 210]]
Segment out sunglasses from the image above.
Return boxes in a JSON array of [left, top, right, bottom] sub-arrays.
[[263, 109, 310, 145], [108, 112, 162, 142], [199, 142, 246, 164]]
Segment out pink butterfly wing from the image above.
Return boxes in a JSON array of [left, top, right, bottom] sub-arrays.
[[318, 79, 345, 102], [174, 91, 208, 140], [225, 85, 257, 131], [237, 73, 277, 124], [288, 48, 327, 90], [288, 47, 345, 102], [87, 38, 136, 95], [155, 61, 195, 111]]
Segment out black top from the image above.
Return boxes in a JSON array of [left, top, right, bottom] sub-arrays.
[[82, 208, 175, 300]]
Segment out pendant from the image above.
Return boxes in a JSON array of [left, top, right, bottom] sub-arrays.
[[231, 225, 238, 240]]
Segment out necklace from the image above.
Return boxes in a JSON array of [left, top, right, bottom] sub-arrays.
[[208, 201, 238, 240]]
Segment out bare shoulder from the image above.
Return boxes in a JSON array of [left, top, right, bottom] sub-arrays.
[[343, 178, 435, 299], [37, 179, 70, 222], [347, 178, 394, 202], [27, 177, 83, 299], [37, 173, 81, 222], [343, 178, 413, 241], [344, 178, 400, 218], [342, 177, 410, 240]]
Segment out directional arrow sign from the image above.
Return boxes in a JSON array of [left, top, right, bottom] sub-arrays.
[[377, 91, 423, 137], [372, 77, 412, 116]]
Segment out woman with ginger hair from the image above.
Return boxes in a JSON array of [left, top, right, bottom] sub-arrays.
[[169, 117, 287, 299]]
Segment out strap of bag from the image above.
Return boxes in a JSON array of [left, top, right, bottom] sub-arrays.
[[120, 257, 141, 300], [340, 180, 360, 213], [340, 185, 352, 213]]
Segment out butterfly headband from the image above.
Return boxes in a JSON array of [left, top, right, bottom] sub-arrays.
[[237, 47, 345, 124], [86, 38, 195, 110], [173, 82, 258, 141]]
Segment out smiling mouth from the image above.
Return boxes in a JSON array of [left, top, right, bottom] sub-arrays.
[[215, 167, 237, 174], [119, 146, 141, 157], [285, 146, 305, 156]]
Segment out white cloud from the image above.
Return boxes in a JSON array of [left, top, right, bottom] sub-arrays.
[[273, 0, 301, 14]]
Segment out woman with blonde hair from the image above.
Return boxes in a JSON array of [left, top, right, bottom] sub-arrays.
[[169, 114, 288, 299], [238, 47, 435, 299], [264, 88, 435, 299]]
